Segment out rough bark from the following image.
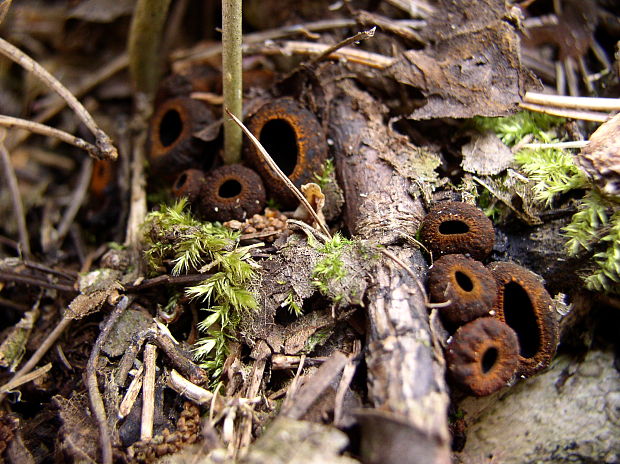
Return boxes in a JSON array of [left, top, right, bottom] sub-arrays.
[[329, 80, 451, 464]]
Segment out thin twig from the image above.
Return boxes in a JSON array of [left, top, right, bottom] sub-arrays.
[[140, 343, 157, 441], [168, 369, 215, 405], [49, 158, 93, 253], [172, 18, 359, 64], [119, 364, 144, 419], [8, 53, 129, 150], [0, 363, 51, 394], [87, 296, 130, 464], [0, 271, 76, 293], [524, 92, 620, 111], [304, 27, 376, 68], [0, 37, 117, 160], [248, 40, 395, 69], [521, 140, 589, 149], [126, 273, 213, 291], [0, 115, 102, 158], [519, 102, 610, 122], [0, 313, 72, 403], [0, 132, 30, 257], [384, 0, 435, 17], [225, 109, 332, 238]]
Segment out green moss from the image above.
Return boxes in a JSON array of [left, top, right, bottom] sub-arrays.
[[474, 111, 564, 146], [313, 158, 335, 189], [143, 199, 259, 381], [311, 233, 353, 300], [472, 111, 620, 294]]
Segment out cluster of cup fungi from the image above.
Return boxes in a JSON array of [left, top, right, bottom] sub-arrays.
[[133, 66, 559, 400], [146, 67, 327, 223], [419, 201, 559, 397]]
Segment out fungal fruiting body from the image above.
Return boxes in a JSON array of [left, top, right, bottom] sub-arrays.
[[243, 97, 327, 207], [488, 261, 558, 377], [172, 169, 206, 204], [148, 97, 215, 177], [419, 201, 495, 261], [200, 164, 266, 222], [428, 254, 498, 327], [446, 317, 520, 396]]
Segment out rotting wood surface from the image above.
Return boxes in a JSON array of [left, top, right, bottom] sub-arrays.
[[329, 80, 451, 464]]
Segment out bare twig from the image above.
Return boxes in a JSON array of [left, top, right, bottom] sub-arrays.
[[222, 0, 243, 165], [0, 271, 75, 293], [0, 363, 51, 394], [384, 0, 435, 17], [87, 296, 130, 464], [8, 53, 129, 150], [521, 140, 589, 149], [304, 27, 376, 68], [523, 92, 620, 111], [248, 40, 395, 69], [0, 37, 117, 160], [119, 364, 144, 419], [172, 18, 358, 64], [49, 158, 93, 253], [225, 109, 332, 238], [168, 369, 215, 405], [126, 273, 213, 291], [519, 102, 609, 122], [140, 343, 157, 441], [0, 131, 30, 257], [0, 115, 102, 158], [125, 130, 147, 250]]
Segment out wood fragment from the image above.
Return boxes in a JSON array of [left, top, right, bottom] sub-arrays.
[[118, 364, 144, 419], [281, 351, 348, 420], [519, 102, 610, 122], [140, 343, 157, 441]]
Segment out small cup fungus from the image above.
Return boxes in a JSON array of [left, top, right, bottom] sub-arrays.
[[488, 261, 559, 377], [172, 169, 206, 204], [428, 254, 498, 327], [148, 97, 215, 177], [200, 165, 266, 222], [419, 201, 495, 261], [243, 97, 327, 207], [446, 317, 520, 396]]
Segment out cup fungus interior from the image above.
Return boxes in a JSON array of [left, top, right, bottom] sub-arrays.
[[454, 270, 474, 292], [502, 281, 540, 359], [481, 347, 498, 374], [159, 108, 183, 147], [259, 118, 298, 176], [218, 179, 243, 199], [439, 219, 470, 235]]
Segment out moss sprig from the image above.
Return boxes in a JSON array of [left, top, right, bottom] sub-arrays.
[[143, 199, 259, 381]]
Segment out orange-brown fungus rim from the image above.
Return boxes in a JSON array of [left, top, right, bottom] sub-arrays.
[[428, 254, 498, 327], [446, 317, 520, 396], [488, 261, 559, 377], [419, 201, 495, 261], [150, 98, 193, 159], [201, 165, 266, 222], [172, 169, 205, 204]]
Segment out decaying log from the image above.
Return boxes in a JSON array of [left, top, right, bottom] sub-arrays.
[[329, 80, 451, 464]]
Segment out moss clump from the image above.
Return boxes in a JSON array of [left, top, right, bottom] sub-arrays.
[[473, 111, 620, 294], [143, 199, 259, 381]]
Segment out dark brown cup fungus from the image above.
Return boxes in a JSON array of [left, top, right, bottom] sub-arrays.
[[148, 97, 215, 177], [446, 317, 520, 396], [172, 169, 206, 204], [488, 261, 559, 377], [243, 97, 327, 208], [419, 201, 495, 261], [428, 254, 498, 327], [201, 165, 266, 222]]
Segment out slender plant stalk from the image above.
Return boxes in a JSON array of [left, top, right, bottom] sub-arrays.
[[222, 0, 243, 164], [128, 0, 172, 99]]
